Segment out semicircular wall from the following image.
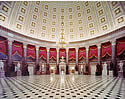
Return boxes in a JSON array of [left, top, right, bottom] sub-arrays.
[[0, 1, 125, 43]]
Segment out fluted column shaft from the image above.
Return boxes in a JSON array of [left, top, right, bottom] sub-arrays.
[[23, 44, 27, 63], [47, 48, 50, 64], [8, 39, 13, 64], [57, 48, 59, 64], [76, 48, 78, 64], [98, 45, 101, 65], [36, 46, 39, 65], [86, 47, 89, 65], [66, 48, 69, 64], [112, 41, 116, 65]]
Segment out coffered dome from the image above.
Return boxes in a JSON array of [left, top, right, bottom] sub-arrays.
[[0, 1, 125, 42]]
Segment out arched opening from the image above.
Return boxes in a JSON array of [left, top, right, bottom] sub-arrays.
[[68, 48, 76, 74], [101, 42, 112, 76], [89, 45, 98, 75], [26, 44, 36, 75], [49, 48, 57, 74], [78, 47, 86, 75]]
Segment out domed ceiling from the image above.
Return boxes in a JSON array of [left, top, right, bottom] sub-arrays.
[[0, 1, 125, 42]]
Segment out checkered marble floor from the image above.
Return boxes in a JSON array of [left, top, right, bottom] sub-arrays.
[[0, 75, 125, 99]]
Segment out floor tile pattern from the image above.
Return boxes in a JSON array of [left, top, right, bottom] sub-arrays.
[[0, 75, 125, 99]]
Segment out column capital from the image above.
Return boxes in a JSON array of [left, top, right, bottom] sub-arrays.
[[86, 46, 89, 51], [23, 43, 27, 48], [75, 47, 79, 51], [97, 43, 101, 49], [36, 45, 39, 50], [111, 39, 116, 46], [66, 48, 69, 52], [56, 47, 59, 52], [47, 47, 50, 52], [8, 39, 13, 45], [66, 47, 69, 50]]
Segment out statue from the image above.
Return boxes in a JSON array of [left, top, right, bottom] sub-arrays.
[[80, 65, 83, 74], [42, 63, 45, 73], [0, 60, 4, 71], [102, 62, 107, 76], [0, 60, 5, 77], [119, 61, 123, 77], [119, 61, 123, 72], [17, 62, 21, 76], [17, 62, 20, 70], [60, 56, 65, 62], [59, 56, 66, 74]]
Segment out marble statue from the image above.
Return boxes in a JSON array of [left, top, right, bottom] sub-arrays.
[[17, 62, 20, 70], [119, 61, 123, 76], [119, 61, 123, 72], [0, 60, 4, 71], [80, 65, 83, 74], [0, 60, 5, 77], [59, 56, 66, 74], [102, 62, 107, 76], [42, 64, 44, 71], [17, 62, 21, 76], [39, 64, 42, 72]]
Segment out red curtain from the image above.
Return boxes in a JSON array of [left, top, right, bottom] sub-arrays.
[[117, 38, 125, 56], [101, 42, 112, 58], [78, 47, 86, 60], [27, 45, 36, 59], [59, 48, 66, 58], [49, 48, 57, 60], [39, 47, 47, 60], [0, 40, 7, 55], [12, 42, 23, 57], [68, 48, 76, 60], [89, 45, 98, 59]]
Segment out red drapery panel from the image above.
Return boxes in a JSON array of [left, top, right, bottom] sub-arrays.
[[89, 45, 98, 59], [49, 48, 57, 60], [0, 40, 7, 55], [12, 42, 23, 57], [39, 47, 47, 60], [101, 42, 112, 58], [117, 38, 125, 56], [78, 47, 86, 60], [59, 48, 66, 58], [68, 48, 76, 60], [27, 45, 36, 59]]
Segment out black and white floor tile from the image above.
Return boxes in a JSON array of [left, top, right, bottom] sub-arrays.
[[0, 75, 125, 99]]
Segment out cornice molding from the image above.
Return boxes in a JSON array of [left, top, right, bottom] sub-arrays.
[[0, 25, 125, 48]]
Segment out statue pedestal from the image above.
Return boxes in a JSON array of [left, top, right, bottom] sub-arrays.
[[0, 69, 5, 77], [50, 64, 56, 74], [59, 62, 66, 75], [69, 63, 75, 74], [17, 70, 21, 76], [0, 61, 5, 77], [59, 56, 66, 75]]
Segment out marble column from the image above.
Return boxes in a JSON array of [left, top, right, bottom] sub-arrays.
[[85, 46, 89, 74], [66, 48, 69, 64], [36, 45, 39, 65], [98, 44, 101, 65], [112, 40, 116, 65], [23, 44, 27, 63], [8, 39, 13, 65], [76, 48, 78, 64], [57, 48, 59, 64], [47, 48, 50, 64], [86, 47, 89, 65]]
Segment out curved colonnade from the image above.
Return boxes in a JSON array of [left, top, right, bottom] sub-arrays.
[[0, 25, 125, 76]]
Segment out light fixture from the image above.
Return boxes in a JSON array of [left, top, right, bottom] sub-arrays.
[[58, 10, 67, 48]]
